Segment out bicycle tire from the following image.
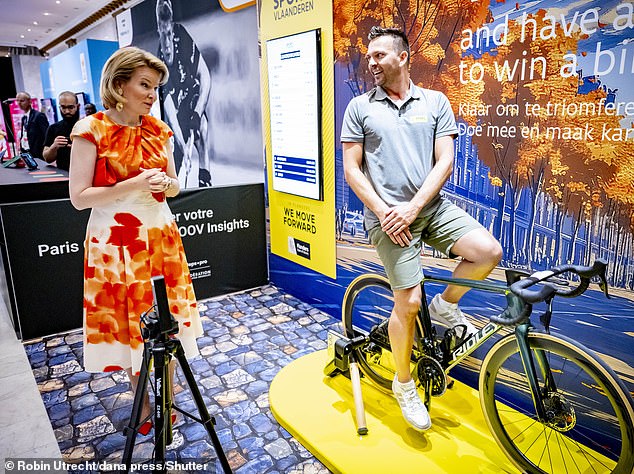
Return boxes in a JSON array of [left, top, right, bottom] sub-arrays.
[[342, 273, 396, 392], [480, 332, 634, 474]]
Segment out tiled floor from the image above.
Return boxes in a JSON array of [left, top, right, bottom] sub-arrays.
[[0, 294, 62, 464], [14, 285, 338, 473]]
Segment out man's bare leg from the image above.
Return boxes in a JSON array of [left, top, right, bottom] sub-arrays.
[[441, 228, 503, 304], [388, 284, 422, 383]]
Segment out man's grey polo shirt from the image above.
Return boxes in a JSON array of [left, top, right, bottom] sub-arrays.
[[341, 82, 458, 229]]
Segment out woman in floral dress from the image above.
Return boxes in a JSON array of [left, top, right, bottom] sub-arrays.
[[69, 46, 203, 426]]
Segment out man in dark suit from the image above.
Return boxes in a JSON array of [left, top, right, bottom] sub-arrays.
[[16, 92, 49, 159]]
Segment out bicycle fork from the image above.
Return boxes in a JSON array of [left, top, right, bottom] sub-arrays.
[[515, 324, 558, 424]]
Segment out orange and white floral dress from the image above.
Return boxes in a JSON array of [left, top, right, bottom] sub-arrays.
[[71, 111, 203, 374]]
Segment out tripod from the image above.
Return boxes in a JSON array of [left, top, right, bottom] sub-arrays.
[[122, 277, 231, 473]]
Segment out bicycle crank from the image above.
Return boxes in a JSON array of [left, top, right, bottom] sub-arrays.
[[416, 356, 447, 397]]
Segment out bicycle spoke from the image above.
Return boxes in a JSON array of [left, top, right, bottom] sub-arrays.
[[566, 433, 605, 474], [552, 431, 574, 474]]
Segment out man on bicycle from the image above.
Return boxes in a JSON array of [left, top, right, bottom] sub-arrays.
[[341, 26, 502, 432]]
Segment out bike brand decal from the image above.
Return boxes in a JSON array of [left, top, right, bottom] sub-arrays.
[[451, 322, 497, 362]]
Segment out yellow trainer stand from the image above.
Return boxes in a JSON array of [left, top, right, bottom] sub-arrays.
[[269, 350, 518, 474]]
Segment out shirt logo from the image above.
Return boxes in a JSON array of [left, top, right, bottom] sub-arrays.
[[407, 115, 428, 123]]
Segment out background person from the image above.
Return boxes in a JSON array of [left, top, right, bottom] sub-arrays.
[[156, 0, 212, 187], [16, 91, 49, 158], [341, 26, 502, 432], [42, 91, 80, 171], [0, 129, 7, 157], [84, 103, 97, 115], [69, 46, 203, 431]]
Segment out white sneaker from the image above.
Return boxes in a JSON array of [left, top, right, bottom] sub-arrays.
[[429, 294, 477, 337], [392, 375, 432, 431]]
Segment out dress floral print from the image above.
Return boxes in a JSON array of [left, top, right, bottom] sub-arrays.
[[71, 112, 203, 373]]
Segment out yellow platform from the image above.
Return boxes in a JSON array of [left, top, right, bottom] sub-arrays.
[[270, 350, 518, 474]]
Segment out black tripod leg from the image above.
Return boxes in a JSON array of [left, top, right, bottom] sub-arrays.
[[123, 343, 153, 471], [173, 343, 232, 473], [153, 344, 169, 471]]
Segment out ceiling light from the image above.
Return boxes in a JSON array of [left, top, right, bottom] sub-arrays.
[[27, 28, 32, 32], [33, 21, 38, 25], [56, 1, 61, 3], [44, 12, 50, 16], [20, 35, 25, 38]]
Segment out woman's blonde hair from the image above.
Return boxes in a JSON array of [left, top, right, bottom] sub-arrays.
[[100, 46, 169, 110]]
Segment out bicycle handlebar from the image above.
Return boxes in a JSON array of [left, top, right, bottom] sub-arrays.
[[491, 259, 609, 326], [510, 259, 609, 303]]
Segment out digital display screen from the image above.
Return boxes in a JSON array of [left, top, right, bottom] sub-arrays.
[[266, 29, 322, 201]]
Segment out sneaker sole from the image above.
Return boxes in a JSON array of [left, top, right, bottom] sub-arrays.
[[405, 419, 432, 431]]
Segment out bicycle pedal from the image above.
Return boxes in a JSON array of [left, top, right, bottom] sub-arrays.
[[370, 319, 390, 346], [440, 327, 461, 354]]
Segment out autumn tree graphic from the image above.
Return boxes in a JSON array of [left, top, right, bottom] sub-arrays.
[[334, 0, 634, 289]]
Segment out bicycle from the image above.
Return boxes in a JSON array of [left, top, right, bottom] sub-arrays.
[[331, 259, 634, 474]]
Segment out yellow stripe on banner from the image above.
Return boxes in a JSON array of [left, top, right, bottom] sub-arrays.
[[270, 350, 518, 474], [218, 0, 255, 12]]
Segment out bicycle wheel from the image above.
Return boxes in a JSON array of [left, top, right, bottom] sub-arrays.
[[342, 274, 396, 392], [480, 332, 634, 474]]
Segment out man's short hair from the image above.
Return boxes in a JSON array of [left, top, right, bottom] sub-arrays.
[[58, 91, 79, 103], [368, 26, 410, 64], [156, 0, 173, 24]]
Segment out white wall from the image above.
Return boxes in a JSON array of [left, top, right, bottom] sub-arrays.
[[47, 17, 118, 58], [12, 54, 45, 98]]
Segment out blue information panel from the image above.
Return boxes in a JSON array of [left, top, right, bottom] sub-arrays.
[[266, 29, 322, 200]]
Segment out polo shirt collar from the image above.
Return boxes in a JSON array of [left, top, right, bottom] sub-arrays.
[[374, 80, 421, 102]]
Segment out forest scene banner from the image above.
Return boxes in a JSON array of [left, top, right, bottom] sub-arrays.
[[333, 0, 634, 291]]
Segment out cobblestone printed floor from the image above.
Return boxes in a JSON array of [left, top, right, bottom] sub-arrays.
[[24, 285, 340, 473]]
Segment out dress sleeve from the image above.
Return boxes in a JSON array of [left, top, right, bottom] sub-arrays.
[[158, 118, 174, 142], [70, 117, 98, 146], [152, 117, 174, 143]]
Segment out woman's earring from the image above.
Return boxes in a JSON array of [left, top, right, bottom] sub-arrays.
[[116, 88, 124, 111]]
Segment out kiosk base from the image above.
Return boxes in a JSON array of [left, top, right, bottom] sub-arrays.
[[270, 350, 518, 473]]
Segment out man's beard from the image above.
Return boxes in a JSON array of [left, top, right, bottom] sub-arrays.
[[62, 111, 79, 123]]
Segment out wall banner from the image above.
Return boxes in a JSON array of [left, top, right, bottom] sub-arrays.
[[169, 186, 268, 297], [123, 0, 264, 190], [0, 186, 267, 340], [259, 0, 336, 278]]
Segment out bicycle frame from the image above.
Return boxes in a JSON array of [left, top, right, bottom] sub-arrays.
[[418, 274, 508, 370], [417, 274, 553, 422]]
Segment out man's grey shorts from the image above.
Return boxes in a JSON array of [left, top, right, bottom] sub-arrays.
[[368, 197, 483, 290]]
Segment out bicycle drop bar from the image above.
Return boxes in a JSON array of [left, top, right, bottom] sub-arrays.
[[510, 259, 609, 304]]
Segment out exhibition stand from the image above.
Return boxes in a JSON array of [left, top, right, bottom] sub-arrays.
[[0, 160, 78, 338], [271, 350, 622, 473], [0, 160, 267, 340], [0, 158, 70, 204]]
